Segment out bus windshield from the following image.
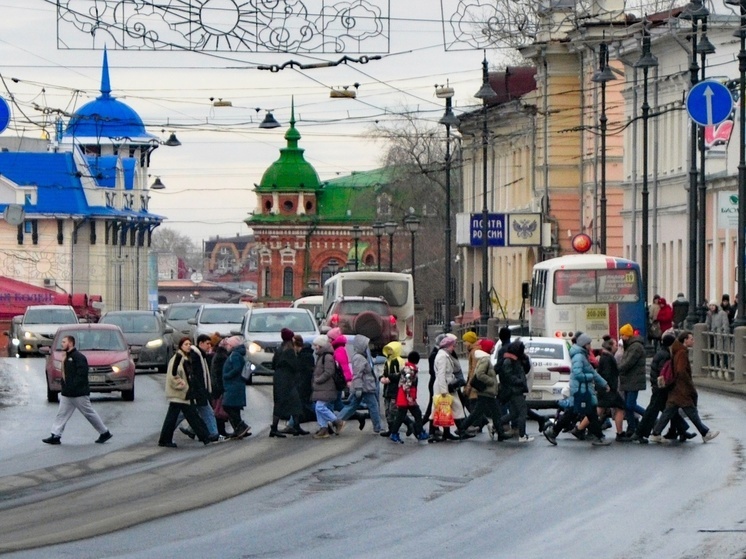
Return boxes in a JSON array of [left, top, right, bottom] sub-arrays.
[[554, 269, 640, 304], [337, 279, 410, 308]]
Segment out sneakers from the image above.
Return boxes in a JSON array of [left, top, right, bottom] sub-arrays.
[[208, 434, 228, 443], [649, 434, 667, 444], [544, 428, 557, 446], [328, 420, 341, 435], [158, 441, 177, 448], [615, 432, 632, 443], [517, 435, 534, 443], [313, 428, 330, 439], [378, 430, 391, 438], [488, 425, 498, 441], [42, 434, 61, 445], [389, 433, 404, 444], [703, 430, 720, 443], [680, 431, 698, 442], [570, 427, 586, 441], [417, 431, 429, 441], [179, 426, 196, 440], [235, 424, 252, 439], [95, 431, 113, 444], [592, 437, 612, 446], [631, 433, 649, 444], [336, 420, 347, 434]]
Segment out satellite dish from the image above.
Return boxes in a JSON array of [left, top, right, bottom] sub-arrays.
[[3, 204, 24, 226]]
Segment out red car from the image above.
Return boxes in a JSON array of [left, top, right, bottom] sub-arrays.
[[44, 323, 136, 402]]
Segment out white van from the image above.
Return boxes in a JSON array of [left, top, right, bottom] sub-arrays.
[[322, 271, 415, 354], [291, 295, 324, 322]]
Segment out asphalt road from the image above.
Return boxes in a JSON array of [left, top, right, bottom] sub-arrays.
[[1, 357, 745, 559]]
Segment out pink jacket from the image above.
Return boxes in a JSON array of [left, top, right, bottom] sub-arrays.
[[331, 335, 353, 382]]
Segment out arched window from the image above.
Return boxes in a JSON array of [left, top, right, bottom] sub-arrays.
[[283, 267, 294, 297]]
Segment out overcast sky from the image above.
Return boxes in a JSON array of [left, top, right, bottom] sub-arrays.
[[0, 1, 515, 243]]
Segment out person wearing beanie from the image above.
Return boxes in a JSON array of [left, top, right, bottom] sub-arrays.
[[462, 331, 481, 414], [618, 323, 647, 436], [479, 339, 496, 355], [430, 332, 469, 442], [269, 328, 306, 438], [631, 330, 693, 444], [310, 335, 344, 438], [656, 298, 674, 334]]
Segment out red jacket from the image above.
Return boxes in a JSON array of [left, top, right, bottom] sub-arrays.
[[657, 299, 674, 333]]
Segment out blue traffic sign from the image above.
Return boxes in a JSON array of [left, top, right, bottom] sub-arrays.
[[469, 213, 506, 247], [686, 80, 734, 126], [0, 97, 9, 134]]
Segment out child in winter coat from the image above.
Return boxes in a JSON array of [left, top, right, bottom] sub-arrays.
[[387, 352, 428, 443]]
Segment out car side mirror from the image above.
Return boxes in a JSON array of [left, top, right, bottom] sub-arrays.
[[230, 329, 241, 335], [39, 346, 51, 355], [164, 326, 174, 334], [187, 318, 197, 325]]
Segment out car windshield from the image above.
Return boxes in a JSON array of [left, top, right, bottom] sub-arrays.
[[25, 308, 77, 324], [248, 312, 315, 333], [56, 330, 127, 351], [525, 343, 566, 360], [200, 308, 247, 324], [337, 301, 389, 315], [101, 314, 159, 333], [166, 306, 200, 320]]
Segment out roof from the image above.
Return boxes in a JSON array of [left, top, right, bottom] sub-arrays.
[[63, 50, 156, 144]]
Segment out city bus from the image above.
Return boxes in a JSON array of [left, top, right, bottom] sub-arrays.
[[529, 254, 646, 346], [322, 271, 415, 354]]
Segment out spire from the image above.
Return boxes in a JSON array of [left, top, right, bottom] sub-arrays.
[[284, 95, 301, 147], [100, 47, 111, 99]]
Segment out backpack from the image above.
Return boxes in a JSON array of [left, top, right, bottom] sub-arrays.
[[325, 354, 347, 391], [657, 358, 674, 388]]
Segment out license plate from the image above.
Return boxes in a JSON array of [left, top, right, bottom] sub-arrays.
[[89, 374, 105, 383], [529, 391, 543, 400], [586, 307, 607, 320]]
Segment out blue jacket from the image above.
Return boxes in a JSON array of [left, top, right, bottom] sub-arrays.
[[569, 344, 608, 407], [222, 344, 247, 408]]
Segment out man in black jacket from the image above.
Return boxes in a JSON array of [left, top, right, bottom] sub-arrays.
[[43, 335, 112, 445]]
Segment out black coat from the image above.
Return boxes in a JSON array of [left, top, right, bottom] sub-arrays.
[[60, 348, 90, 397], [596, 352, 625, 409], [271, 343, 303, 419], [649, 347, 671, 395], [210, 346, 227, 398]]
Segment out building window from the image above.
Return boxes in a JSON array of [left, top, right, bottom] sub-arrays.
[[263, 268, 270, 297], [283, 200, 294, 212], [283, 267, 293, 297]]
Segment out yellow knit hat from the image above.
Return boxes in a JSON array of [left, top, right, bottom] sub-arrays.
[[462, 331, 478, 344], [619, 324, 634, 337]]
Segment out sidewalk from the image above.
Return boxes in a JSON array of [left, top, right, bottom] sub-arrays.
[[693, 376, 746, 398]]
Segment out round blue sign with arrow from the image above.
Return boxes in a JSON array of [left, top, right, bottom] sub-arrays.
[[686, 80, 734, 127], [0, 96, 10, 134]]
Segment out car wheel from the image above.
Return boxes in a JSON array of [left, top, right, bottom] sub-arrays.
[[47, 387, 59, 403], [353, 311, 384, 341], [122, 387, 135, 401]]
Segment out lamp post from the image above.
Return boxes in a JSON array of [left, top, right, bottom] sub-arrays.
[[372, 221, 384, 271], [351, 225, 361, 271], [328, 258, 339, 276], [437, 84, 460, 332], [474, 52, 497, 327], [405, 215, 420, 298], [680, 0, 708, 327], [634, 19, 659, 315], [726, 0, 746, 327], [384, 221, 397, 272], [592, 41, 616, 254]]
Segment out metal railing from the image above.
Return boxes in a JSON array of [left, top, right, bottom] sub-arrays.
[[692, 324, 746, 384]]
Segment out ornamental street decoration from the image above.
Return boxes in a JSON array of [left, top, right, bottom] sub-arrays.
[[56, 0, 391, 53]]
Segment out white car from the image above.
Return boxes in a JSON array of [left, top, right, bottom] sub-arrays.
[[188, 304, 249, 341], [490, 336, 572, 409]]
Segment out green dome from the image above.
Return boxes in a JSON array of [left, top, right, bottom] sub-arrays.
[[257, 102, 321, 191]]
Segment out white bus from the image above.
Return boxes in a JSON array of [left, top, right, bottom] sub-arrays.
[[322, 271, 415, 354], [529, 254, 646, 347]]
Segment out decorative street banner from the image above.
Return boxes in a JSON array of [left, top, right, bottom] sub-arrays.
[[455, 212, 541, 247], [57, 0, 391, 53]]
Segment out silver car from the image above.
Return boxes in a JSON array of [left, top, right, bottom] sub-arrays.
[[99, 311, 174, 373], [189, 304, 249, 341], [236, 307, 320, 384]]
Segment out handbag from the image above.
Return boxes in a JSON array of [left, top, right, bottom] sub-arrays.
[[469, 374, 488, 392], [212, 395, 229, 421], [649, 321, 662, 340], [573, 381, 594, 415], [432, 394, 456, 427]]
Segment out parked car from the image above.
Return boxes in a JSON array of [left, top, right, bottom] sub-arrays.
[[235, 307, 320, 384], [44, 323, 136, 402], [489, 336, 571, 409], [98, 311, 174, 373], [14, 305, 79, 357], [163, 302, 202, 339], [320, 296, 398, 355], [189, 303, 249, 341]]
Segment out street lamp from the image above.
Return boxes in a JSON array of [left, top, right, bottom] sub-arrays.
[[405, 215, 420, 297], [634, 18, 659, 317], [437, 83, 460, 333], [351, 225, 361, 271], [592, 40, 617, 254], [474, 52, 497, 327], [680, 0, 708, 327], [327, 258, 339, 276], [725, 0, 746, 327], [384, 221, 397, 272], [372, 221, 384, 271]]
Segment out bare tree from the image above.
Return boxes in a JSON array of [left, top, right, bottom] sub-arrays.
[[152, 228, 202, 270]]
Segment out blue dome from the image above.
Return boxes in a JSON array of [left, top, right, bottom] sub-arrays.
[[64, 50, 156, 143]]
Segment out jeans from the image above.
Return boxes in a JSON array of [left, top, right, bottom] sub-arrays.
[[314, 400, 337, 428], [653, 405, 709, 437], [337, 392, 382, 431], [51, 395, 108, 437], [177, 404, 218, 438], [636, 389, 690, 438], [624, 391, 646, 432]]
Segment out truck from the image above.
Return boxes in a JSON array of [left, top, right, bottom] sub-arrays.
[[11, 305, 79, 357]]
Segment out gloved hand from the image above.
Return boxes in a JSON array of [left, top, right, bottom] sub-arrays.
[[354, 389, 363, 399]]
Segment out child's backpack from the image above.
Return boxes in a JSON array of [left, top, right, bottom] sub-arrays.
[[656, 358, 674, 388], [325, 354, 347, 391]]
